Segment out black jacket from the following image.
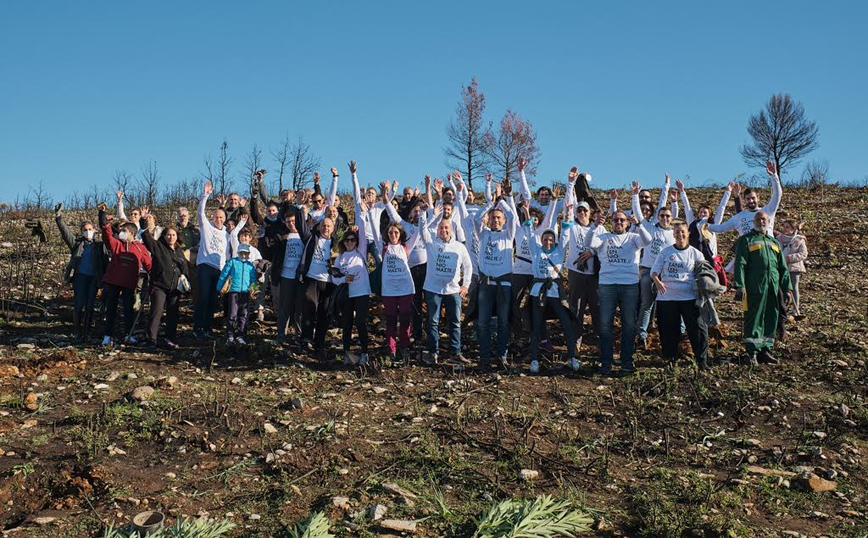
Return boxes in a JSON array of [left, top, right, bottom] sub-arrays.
[[140, 219, 189, 292], [250, 195, 291, 262], [56, 214, 105, 284]]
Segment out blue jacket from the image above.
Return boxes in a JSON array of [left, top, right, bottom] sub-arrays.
[[217, 257, 257, 293]]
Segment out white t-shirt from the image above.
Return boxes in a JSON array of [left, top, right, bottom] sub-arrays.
[[306, 237, 332, 282], [651, 244, 705, 301], [420, 218, 473, 295], [381, 244, 415, 297], [563, 222, 595, 276], [333, 251, 371, 298], [586, 226, 652, 285], [639, 223, 675, 268], [281, 233, 303, 279]]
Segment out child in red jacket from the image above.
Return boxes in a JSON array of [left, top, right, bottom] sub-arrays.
[[99, 207, 152, 346]]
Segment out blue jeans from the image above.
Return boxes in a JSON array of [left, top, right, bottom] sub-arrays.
[[598, 283, 640, 370], [194, 264, 222, 332], [72, 273, 97, 314], [425, 291, 461, 356], [637, 267, 655, 340], [477, 280, 511, 360]]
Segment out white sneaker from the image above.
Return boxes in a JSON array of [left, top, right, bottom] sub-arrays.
[[569, 358, 581, 372], [101, 336, 113, 347], [226, 335, 235, 346], [359, 353, 368, 366], [529, 360, 540, 374], [235, 336, 246, 346]]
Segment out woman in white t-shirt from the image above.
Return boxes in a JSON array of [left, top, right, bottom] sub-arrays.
[[275, 206, 306, 346], [651, 222, 710, 370]]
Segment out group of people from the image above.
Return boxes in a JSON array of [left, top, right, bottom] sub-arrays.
[[54, 158, 807, 375]]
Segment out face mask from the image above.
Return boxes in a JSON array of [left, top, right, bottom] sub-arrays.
[[83, 230, 95, 240], [118, 231, 130, 242], [266, 215, 277, 222]]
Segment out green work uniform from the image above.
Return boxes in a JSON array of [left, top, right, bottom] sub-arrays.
[[732, 230, 791, 353]]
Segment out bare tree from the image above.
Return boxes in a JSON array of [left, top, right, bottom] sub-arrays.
[[801, 159, 830, 188], [740, 94, 819, 179], [483, 110, 541, 183], [243, 144, 263, 187], [138, 160, 160, 206], [28, 179, 49, 211], [289, 136, 321, 190], [445, 77, 491, 192], [271, 134, 292, 194], [112, 170, 134, 195]]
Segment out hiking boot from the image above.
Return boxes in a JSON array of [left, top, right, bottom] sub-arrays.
[[636, 337, 648, 351], [697, 358, 711, 371], [758, 349, 779, 364], [529, 359, 540, 374]]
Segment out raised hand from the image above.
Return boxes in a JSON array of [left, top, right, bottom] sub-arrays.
[[486, 172, 493, 183], [675, 179, 685, 192], [54, 202, 63, 214], [433, 203, 443, 216], [115, 190, 124, 202], [518, 157, 527, 173], [217, 193, 227, 207], [392, 180, 399, 194], [725, 181, 735, 193], [594, 212, 606, 226], [630, 181, 641, 196], [433, 178, 444, 194], [239, 196, 248, 207], [424, 175, 431, 190], [502, 176, 512, 195], [766, 159, 777, 177], [140, 205, 149, 218], [454, 180, 464, 193], [330, 167, 339, 177], [348, 160, 357, 174], [664, 173, 671, 186], [629, 213, 640, 226], [494, 182, 502, 199], [452, 170, 463, 182], [252, 169, 265, 182], [732, 183, 742, 198], [520, 198, 530, 214], [313, 172, 320, 185], [204, 181, 214, 196], [569, 166, 579, 182], [97, 201, 108, 212], [668, 189, 678, 203]]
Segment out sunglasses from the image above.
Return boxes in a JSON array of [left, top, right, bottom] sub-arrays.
[[612, 218, 628, 222], [576, 207, 589, 212], [312, 198, 324, 203]]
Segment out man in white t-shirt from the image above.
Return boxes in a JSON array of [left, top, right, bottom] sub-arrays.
[[651, 222, 709, 370]]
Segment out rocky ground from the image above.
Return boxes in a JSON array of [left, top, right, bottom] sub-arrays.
[[0, 186, 865, 537]]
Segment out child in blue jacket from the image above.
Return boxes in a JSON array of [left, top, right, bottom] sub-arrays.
[[217, 244, 258, 345]]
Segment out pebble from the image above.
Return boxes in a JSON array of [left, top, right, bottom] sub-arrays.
[[17, 343, 35, 350], [36, 374, 48, 382], [24, 393, 39, 411], [93, 383, 110, 390], [165, 472, 177, 479], [263, 423, 278, 434], [131, 386, 155, 402], [249, 514, 260, 521], [33, 516, 56, 525], [332, 496, 351, 510], [126, 373, 138, 380], [519, 469, 539, 481], [372, 386, 388, 394], [231, 377, 242, 385], [379, 519, 417, 533], [369, 503, 388, 520], [106, 372, 120, 381]]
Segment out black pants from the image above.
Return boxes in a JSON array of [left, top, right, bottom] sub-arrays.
[[511, 273, 543, 339], [277, 277, 301, 338], [302, 279, 334, 349], [531, 296, 577, 360], [227, 292, 250, 336], [342, 295, 370, 353], [104, 284, 135, 339], [410, 264, 427, 339], [194, 264, 222, 332], [149, 286, 181, 343], [567, 270, 599, 339], [656, 299, 708, 363]]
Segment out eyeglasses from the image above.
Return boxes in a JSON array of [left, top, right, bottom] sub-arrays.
[[659, 214, 672, 218], [576, 208, 589, 212], [612, 218, 628, 222], [312, 198, 324, 204]]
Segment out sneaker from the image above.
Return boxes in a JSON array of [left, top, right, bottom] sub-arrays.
[[101, 336, 113, 347], [636, 337, 648, 351], [124, 335, 138, 345], [498, 355, 510, 370], [540, 340, 555, 353], [235, 336, 247, 346], [568, 358, 581, 372], [164, 339, 179, 350], [359, 353, 368, 366], [529, 360, 540, 374], [226, 334, 235, 346], [257, 310, 265, 323]]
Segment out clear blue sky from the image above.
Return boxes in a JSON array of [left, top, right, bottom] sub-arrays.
[[1, 1, 866, 203]]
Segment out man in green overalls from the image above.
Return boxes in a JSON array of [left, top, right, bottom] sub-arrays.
[[733, 211, 792, 366]]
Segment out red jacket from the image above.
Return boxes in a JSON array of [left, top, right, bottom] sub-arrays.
[[101, 222, 152, 289]]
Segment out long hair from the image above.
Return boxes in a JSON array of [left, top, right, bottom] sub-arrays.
[[382, 221, 409, 245], [160, 225, 185, 249]]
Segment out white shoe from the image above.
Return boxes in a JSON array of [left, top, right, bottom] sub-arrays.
[[226, 335, 235, 346], [101, 336, 113, 347], [529, 360, 540, 374], [235, 336, 246, 346], [359, 353, 368, 366], [569, 358, 581, 372]]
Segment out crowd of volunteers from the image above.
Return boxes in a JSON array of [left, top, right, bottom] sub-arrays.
[[54, 158, 805, 374]]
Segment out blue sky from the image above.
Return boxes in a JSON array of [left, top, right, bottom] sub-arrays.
[[1, 1, 865, 202]]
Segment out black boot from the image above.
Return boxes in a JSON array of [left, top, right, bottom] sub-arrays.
[[758, 349, 779, 364], [72, 310, 83, 343]]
